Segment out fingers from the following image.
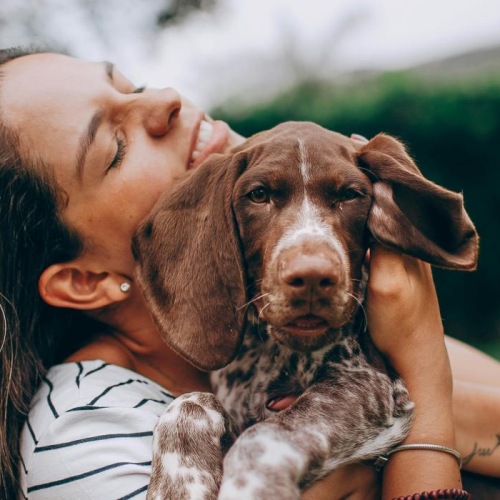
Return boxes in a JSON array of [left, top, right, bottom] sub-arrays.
[[366, 243, 442, 361], [368, 244, 409, 302], [369, 244, 433, 296]]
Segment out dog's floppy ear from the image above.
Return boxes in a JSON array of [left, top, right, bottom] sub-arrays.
[[357, 134, 478, 270], [133, 152, 247, 370]]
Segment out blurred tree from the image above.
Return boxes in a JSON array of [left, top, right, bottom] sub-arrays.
[[215, 72, 500, 350], [0, 0, 219, 58], [157, 0, 217, 26]]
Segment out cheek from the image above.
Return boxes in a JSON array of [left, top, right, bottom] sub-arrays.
[[336, 201, 371, 259], [127, 141, 186, 192], [234, 203, 275, 273], [125, 168, 177, 213]]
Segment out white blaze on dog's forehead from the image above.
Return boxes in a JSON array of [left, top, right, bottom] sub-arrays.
[[297, 138, 310, 181]]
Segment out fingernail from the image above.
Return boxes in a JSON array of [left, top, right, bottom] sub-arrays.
[[350, 133, 369, 143]]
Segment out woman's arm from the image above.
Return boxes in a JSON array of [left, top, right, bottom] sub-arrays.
[[446, 337, 500, 477], [304, 244, 462, 499], [302, 245, 500, 498], [366, 245, 463, 497]]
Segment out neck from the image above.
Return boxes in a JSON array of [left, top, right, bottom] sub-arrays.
[[67, 292, 211, 396]]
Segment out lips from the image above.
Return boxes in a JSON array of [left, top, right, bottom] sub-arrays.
[[189, 118, 230, 169], [281, 315, 329, 337]]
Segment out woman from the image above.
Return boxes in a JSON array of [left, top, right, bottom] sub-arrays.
[[0, 46, 498, 499]]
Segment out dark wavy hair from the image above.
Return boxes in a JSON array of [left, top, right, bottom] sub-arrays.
[[0, 47, 99, 498]]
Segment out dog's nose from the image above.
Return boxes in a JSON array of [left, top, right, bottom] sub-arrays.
[[281, 254, 340, 293]]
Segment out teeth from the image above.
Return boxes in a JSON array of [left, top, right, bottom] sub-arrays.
[[198, 120, 212, 143], [191, 120, 213, 162]]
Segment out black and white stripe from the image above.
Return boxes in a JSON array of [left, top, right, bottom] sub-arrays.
[[19, 360, 174, 499]]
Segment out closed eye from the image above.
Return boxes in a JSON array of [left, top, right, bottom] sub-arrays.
[[132, 86, 146, 94], [106, 138, 127, 173]]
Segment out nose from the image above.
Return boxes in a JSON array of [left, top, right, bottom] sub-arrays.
[[281, 253, 340, 294], [141, 87, 182, 137]]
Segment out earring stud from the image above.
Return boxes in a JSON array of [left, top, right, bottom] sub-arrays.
[[120, 282, 131, 293]]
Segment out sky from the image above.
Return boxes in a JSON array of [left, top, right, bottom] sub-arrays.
[[2, 0, 500, 109], [130, 0, 500, 108]]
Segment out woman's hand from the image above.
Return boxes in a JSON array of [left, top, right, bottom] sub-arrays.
[[365, 244, 444, 370], [366, 244, 462, 497]]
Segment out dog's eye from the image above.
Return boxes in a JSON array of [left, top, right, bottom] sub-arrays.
[[248, 187, 270, 204], [331, 189, 363, 208], [341, 189, 362, 201]]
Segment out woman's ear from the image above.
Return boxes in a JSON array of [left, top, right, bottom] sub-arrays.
[[39, 262, 130, 310]]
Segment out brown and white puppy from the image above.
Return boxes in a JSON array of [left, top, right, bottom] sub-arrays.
[[133, 122, 478, 499]]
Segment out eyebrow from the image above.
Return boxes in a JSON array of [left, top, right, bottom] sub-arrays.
[[75, 62, 114, 181]]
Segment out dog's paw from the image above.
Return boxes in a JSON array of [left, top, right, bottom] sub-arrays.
[[148, 392, 237, 500]]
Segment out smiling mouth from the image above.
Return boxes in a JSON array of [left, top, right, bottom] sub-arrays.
[[189, 118, 229, 168], [280, 315, 330, 338], [191, 119, 213, 162]]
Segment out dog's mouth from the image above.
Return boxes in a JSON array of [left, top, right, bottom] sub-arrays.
[[281, 314, 329, 338]]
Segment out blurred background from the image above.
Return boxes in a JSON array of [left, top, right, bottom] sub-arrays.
[[2, 0, 499, 356]]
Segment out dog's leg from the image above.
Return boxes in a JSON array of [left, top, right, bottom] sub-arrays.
[[147, 392, 237, 500], [218, 371, 413, 499]]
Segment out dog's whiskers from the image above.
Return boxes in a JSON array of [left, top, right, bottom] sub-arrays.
[[255, 301, 273, 338], [237, 292, 271, 312], [258, 301, 272, 319], [346, 291, 367, 326]]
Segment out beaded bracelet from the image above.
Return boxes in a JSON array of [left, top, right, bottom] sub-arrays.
[[392, 488, 471, 500]]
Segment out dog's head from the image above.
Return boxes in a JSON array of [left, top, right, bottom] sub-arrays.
[[133, 122, 478, 370]]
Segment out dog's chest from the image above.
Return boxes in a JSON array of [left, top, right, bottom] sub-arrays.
[[210, 323, 363, 431]]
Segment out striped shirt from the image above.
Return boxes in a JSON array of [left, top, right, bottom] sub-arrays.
[[19, 360, 175, 499]]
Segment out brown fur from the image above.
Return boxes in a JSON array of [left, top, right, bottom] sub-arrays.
[[133, 122, 478, 499], [133, 122, 477, 371]]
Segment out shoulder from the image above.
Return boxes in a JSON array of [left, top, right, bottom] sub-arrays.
[[65, 334, 136, 369], [29, 360, 174, 416], [19, 361, 175, 499]]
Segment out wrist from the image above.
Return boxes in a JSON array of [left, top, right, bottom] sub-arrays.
[[384, 331, 447, 376], [405, 387, 455, 446]]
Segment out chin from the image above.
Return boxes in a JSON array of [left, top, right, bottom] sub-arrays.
[[268, 324, 343, 352]]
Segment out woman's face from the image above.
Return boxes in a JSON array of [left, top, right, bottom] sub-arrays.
[[2, 53, 243, 277]]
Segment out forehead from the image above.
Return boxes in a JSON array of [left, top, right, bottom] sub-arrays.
[[0, 54, 104, 125], [1, 53, 102, 115], [242, 124, 367, 185], [1, 53, 104, 167]]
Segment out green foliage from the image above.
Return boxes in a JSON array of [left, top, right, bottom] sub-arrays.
[[214, 72, 500, 349]]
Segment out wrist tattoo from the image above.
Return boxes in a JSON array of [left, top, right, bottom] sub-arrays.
[[462, 433, 500, 466]]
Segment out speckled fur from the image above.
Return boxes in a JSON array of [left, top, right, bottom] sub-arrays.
[[211, 317, 414, 499], [136, 123, 478, 499]]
